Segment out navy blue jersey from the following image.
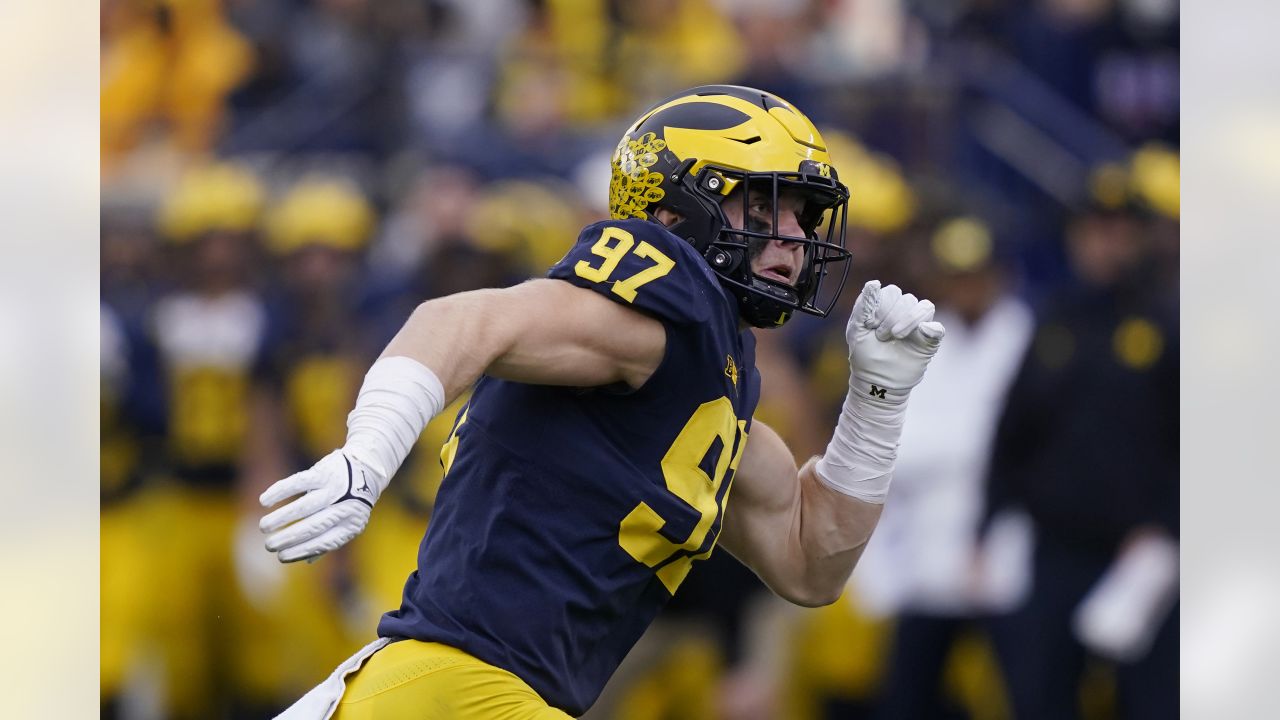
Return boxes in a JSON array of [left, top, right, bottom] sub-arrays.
[[378, 219, 761, 715]]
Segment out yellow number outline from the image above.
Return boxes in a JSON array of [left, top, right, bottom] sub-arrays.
[[439, 406, 470, 476], [618, 397, 749, 594], [573, 226, 675, 303]]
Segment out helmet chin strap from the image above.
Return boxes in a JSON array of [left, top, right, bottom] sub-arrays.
[[737, 278, 801, 327]]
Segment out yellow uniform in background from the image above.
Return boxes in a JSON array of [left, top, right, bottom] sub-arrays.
[[145, 289, 267, 718]]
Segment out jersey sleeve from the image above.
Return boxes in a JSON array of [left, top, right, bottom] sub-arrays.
[[547, 219, 721, 325]]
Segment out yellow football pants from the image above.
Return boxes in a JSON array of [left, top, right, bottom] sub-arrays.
[[335, 640, 573, 720]]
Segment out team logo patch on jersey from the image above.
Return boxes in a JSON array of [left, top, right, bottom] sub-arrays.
[[724, 355, 738, 386]]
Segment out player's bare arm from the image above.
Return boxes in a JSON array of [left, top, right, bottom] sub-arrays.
[[382, 277, 666, 400], [720, 421, 883, 607], [722, 280, 945, 607], [257, 277, 666, 563]]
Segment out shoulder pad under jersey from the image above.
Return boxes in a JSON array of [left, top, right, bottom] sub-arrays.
[[547, 219, 725, 325]]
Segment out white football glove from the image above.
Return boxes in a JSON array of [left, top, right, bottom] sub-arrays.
[[259, 356, 447, 564], [815, 280, 945, 502], [847, 280, 946, 404], [259, 448, 389, 563]]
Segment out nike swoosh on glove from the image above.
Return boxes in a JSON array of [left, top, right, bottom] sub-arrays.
[[259, 449, 386, 563], [847, 280, 946, 404]]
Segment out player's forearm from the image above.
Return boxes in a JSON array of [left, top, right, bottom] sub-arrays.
[[784, 460, 883, 606], [724, 423, 881, 607], [326, 289, 511, 482], [779, 394, 900, 604]]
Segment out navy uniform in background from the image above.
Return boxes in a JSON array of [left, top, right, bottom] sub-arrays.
[[982, 248, 1178, 720], [377, 218, 761, 716]]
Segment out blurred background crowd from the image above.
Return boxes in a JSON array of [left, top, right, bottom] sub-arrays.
[[100, 0, 1179, 718]]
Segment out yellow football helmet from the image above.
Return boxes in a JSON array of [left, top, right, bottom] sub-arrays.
[[610, 85, 852, 327], [158, 161, 265, 242], [265, 175, 375, 255]]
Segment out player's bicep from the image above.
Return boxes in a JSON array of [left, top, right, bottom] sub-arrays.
[[486, 279, 667, 389]]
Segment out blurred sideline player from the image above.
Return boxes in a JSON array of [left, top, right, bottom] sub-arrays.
[[981, 163, 1179, 720], [101, 302, 166, 718], [234, 176, 386, 714], [143, 162, 271, 719], [261, 86, 946, 719]]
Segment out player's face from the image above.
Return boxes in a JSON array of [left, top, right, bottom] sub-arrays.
[[721, 189, 808, 287]]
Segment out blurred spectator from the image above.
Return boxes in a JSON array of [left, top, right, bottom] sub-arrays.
[[611, 0, 746, 113], [367, 164, 482, 286], [827, 130, 918, 243], [803, 0, 930, 83], [719, 0, 810, 95], [780, 592, 893, 719], [222, 0, 404, 156], [467, 178, 587, 276], [397, 0, 526, 150], [102, 197, 169, 720], [103, 206, 166, 325], [102, 0, 255, 173], [367, 228, 526, 352], [981, 183, 1178, 719], [854, 216, 1033, 720], [496, 0, 617, 125]]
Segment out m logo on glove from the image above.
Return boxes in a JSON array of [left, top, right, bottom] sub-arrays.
[[868, 384, 887, 399]]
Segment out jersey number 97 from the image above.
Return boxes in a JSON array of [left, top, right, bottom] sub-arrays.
[[618, 397, 747, 594]]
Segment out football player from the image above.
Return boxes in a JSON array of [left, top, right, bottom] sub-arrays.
[[261, 85, 945, 719], [146, 161, 271, 719]]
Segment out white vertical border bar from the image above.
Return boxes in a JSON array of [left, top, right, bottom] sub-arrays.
[[0, 1, 100, 716], [1182, 1, 1280, 717]]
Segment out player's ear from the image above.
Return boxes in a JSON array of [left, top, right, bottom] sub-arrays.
[[654, 207, 683, 227]]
